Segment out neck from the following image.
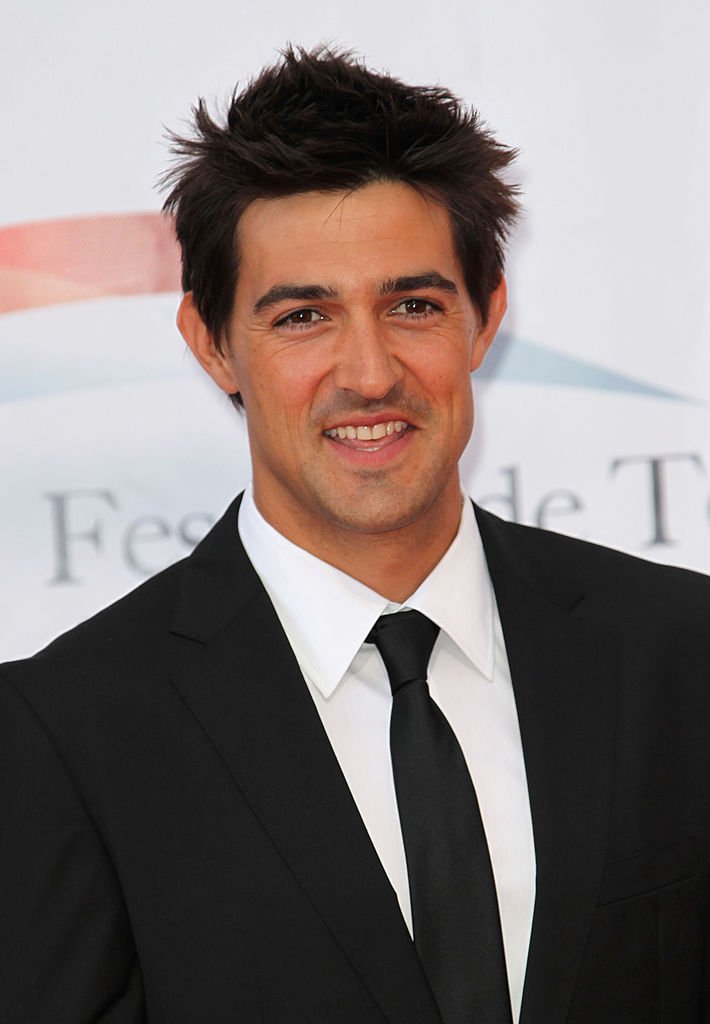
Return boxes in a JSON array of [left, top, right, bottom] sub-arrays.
[[253, 485, 464, 604]]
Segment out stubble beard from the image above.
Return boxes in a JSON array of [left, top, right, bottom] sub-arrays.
[[299, 457, 461, 543]]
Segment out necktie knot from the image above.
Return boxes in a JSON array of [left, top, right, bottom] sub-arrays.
[[366, 609, 440, 695]]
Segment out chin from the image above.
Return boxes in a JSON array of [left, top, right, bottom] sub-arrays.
[[319, 493, 441, 538]]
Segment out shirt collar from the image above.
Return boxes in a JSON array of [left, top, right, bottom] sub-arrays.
[[237, 484, 495, 698]]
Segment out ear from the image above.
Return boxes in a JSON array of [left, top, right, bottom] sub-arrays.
[[177, 292, 240, 394], [470, 276, 507, 372]]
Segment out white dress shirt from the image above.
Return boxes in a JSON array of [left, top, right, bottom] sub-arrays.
[[238, 485, 535, 1021]]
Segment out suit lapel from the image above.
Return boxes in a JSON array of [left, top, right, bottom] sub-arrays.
[[477, 507, 619, 1024], [168, 497, 441, 1024]]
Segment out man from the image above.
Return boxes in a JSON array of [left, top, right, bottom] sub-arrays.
[[1, 46, 709, 1024]]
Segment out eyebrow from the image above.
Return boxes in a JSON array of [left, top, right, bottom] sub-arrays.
[[253, 283, 339, 313], [378, 273, 458, 296]]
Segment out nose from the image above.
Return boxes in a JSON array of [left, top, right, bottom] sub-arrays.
[[332, 318, 403, 400]]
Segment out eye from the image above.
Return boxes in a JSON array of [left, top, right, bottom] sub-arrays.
[[389, 298, 441, 318], [275, 308, 328, 329]]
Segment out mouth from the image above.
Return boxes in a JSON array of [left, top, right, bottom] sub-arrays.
[[323, 418, 411, 450]]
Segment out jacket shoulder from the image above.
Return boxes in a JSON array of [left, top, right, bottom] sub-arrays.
[[474, 504, 710, 630], [2, 495, 249, 688], [1, 555, 186, 692]]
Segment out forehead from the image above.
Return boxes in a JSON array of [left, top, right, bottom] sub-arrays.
[[234, 181, 462, 298]]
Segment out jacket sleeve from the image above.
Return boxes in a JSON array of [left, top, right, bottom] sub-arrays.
[[0, 675, 145, 1023]]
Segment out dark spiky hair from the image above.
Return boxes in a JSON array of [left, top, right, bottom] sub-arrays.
[[161, 45, 519, 350]]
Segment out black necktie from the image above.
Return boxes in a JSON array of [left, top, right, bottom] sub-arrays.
[[366, 609, 512, 1024]]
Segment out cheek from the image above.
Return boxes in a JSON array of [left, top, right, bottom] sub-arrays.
[[419, 352, 473, 406], [248, 370, 322, 439], [444, 366, 475, 434], [276, 354, 334, 414]]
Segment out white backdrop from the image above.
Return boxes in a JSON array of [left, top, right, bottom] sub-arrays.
[[1, 0, 709, 660]]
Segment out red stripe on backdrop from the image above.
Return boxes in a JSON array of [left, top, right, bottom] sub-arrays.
[[0, 213, 181, 314]]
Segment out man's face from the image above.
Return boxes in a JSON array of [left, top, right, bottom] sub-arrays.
[[186, 181, 503, 549]]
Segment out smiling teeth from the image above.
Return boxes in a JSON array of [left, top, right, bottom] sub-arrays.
[[324, 420, 408, 440]]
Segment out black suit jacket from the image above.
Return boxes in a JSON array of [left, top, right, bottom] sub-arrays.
[[1, 497, 710, 1023]]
